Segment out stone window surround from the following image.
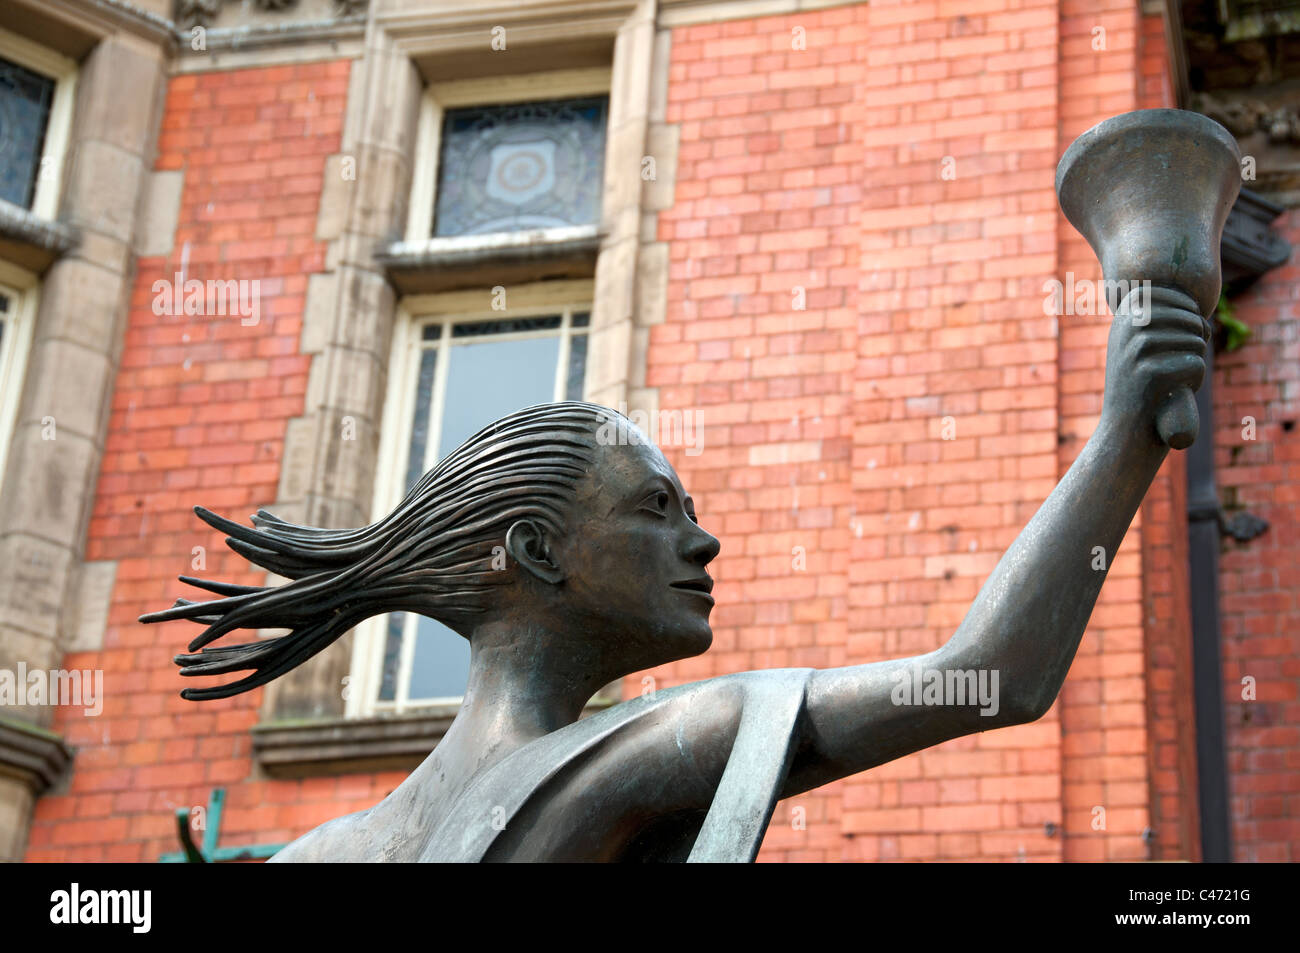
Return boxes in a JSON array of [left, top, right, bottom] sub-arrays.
[[254, 0, 679, 776]]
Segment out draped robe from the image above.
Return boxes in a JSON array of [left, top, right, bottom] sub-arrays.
[[272, 668, 814, 863]]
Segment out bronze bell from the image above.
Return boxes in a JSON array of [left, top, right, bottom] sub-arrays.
[[1056, 108, 1242, 450]]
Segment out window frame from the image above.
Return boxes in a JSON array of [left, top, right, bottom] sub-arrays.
[[0, 259, 39, 502], [346, 279, 595, 718], [0, 26, 77, 220], [405, 68, 612, 245]]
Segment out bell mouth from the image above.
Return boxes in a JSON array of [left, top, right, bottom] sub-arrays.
[[1055, 108, 1240, 209], [1054, 108, 1242, 319]]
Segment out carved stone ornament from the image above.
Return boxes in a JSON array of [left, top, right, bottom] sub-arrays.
[[175, 0, 221, 31], [175, 0, 366, 30]]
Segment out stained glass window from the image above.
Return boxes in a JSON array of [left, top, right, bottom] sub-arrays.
[[375, 309, 590, 706], [0, 55, 55, 210], [432, 97, 608, 237]]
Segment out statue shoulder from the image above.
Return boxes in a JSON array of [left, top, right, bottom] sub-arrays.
[[588, 667, 813, 767], [588, 667, 815, 744], [267, 807, 381, 863]]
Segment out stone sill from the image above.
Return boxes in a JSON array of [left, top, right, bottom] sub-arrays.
[[0, 200, 79, 274], [252, 696, 615, 779], [0, 716, 73, 795], [377, 225, 601, 295]]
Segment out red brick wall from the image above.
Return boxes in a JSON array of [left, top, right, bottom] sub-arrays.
[[644, 0, 1214, 863], [650, 0, 1062, 862], [849, 0, 1066, 863], [20, 60, 411, 861], [647, 5, 863, 862], [1214, 212, 1300, 863]]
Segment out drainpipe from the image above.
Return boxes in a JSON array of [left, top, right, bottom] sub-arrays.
[[1186, 345, 1231, 863]]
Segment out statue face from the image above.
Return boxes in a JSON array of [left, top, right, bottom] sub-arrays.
[[553, 433, 721, 672]]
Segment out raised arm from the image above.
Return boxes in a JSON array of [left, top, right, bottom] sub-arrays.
[[782, 286, 1208, 796]]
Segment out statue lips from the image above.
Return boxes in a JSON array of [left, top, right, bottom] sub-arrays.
[[670, 576, 715, 606]]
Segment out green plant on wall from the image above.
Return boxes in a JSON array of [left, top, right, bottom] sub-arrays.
[[1215, 293, 1251, 352]]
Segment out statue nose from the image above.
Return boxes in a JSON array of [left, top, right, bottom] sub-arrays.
[[682, 526, 720, 566]]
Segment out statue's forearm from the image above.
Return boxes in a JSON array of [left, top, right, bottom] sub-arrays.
[[938, 415, 1167, 723], [788, 414, 1171, 797]]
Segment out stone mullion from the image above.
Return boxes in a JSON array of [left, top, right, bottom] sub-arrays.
[[261, 25, 419, 720]]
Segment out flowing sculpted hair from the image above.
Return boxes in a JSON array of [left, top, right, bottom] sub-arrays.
[[141, 401, 619, 701]]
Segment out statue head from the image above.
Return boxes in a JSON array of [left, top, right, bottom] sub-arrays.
[[141, 401, 719, 699]]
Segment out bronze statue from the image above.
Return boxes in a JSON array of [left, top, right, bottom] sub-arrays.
[[140, 109, 1241, 861]]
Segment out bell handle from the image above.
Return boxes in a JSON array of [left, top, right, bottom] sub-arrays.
[[1156, 384, 1199, 451]]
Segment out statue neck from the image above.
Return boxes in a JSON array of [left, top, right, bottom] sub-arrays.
[[368, 618, 621, 857], [439, 617, 621, 759]]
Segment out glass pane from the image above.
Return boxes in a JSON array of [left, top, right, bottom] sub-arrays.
[[385, 318, 573, 709], [0, 56, 55, 209], [378, 612, 405, 702], [436, 333, 561, 459], [403, 347, 438, 493], [571, 311, 590, 328], [408, 615, 472, 701], [566, 333, 587, 401], [433, 97, 608, 237]]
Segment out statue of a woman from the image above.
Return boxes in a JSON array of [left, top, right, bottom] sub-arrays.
[[141, 286, 1208, 861]]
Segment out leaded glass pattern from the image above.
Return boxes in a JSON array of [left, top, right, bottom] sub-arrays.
[[565, 331, 587, 400], [0, 55, 55, 210], [432, 97, 608, 237], [374, 308, 591, 707]]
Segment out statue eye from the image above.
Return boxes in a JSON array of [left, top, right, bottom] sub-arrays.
[[641, 490, 670, 516]]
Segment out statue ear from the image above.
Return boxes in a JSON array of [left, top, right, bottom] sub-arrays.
[[505, 520, 564, 585]]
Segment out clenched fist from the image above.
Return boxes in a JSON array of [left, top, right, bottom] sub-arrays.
[[1101, 285, 1209, 446]]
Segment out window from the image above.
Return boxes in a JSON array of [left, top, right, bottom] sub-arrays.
[[0, 28, 76, 220], [0, 56, 55, 209], [432, 97, 607, 237], [0, 263, 38, 501], [348, 286, 592, 715], [405, 69, 611, 245]]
